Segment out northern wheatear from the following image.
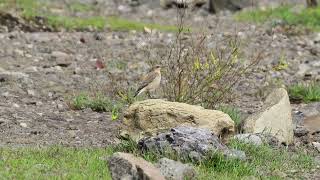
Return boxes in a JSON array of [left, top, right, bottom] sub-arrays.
[[134, 65, 161, 98]]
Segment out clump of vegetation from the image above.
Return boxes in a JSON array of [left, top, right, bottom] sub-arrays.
[[69, 92, 123, 120], [273, 53, 289, 71], [217, 106, 242, 128], [236, 5, 320, 31], [288, 82, 320, 103], [147, 10, 262, 109]]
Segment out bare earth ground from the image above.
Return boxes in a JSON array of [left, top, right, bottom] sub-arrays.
[[0, 0, 319, 152]]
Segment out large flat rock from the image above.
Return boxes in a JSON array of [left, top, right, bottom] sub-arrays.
[[123, 99, 235, 140]]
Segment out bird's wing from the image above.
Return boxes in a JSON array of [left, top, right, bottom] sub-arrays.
[[137, 71, 158, 90]]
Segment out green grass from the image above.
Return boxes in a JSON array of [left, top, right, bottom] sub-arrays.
[[236, 5, 320, 31], [288, 82, 320, 103], [70, 93, 123, 120], [0, 0, 179, 32], [0, 146, 113, 179], [217, 106, 242, 128], [68, 2, 94, 12], [46, 16, 106, 30], [0, 140, 314, 179], [107, 16, 179, 32]]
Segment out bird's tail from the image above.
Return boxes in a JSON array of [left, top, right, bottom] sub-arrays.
[[134, 87, 145, 97]]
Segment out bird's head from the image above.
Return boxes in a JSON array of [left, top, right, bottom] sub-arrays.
[[154, 65, 161, 69], [152, 65, 161, 73]]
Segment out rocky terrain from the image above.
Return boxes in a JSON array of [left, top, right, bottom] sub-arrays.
[[0, 0, 319, 147], [0, 0, 320, 179]]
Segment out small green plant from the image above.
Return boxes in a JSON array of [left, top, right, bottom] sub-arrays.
[[89, 93, 112, 112], [69, 92, 123, 120], [217, 106, 242, 128], [71, 93, 90, 110], [288, 82, 320, 103], [273, 53, 288, 71]]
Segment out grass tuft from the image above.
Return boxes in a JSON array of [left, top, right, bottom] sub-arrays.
[[217, 106, 242, 128], [288, 82, 320, 103], [69, 92, 123, 120]]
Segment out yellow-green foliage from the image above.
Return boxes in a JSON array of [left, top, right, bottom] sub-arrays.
[[273, 53, 288, 71]]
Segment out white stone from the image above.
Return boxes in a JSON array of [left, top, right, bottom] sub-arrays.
[[243, 88, 294, 144], [20, 123, 28, 128]]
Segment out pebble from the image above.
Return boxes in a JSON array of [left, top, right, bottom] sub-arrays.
[[20, 123, 28, 128], [14, 49, 24, 56], [12, 103, 20, 108], [27, 89, 35, 96], [312, 142, 320, 152]]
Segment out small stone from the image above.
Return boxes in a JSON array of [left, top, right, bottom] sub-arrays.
[[27, 89, 35, 96], [234, 134, 263, 146], [107, 152, 165, 180], [93, 33, 103, 41], [312, 142, 320, 152], [226, 149, 246, 160], [24, 66, 38, 73], [294, 127, 309, 137], [51, 51, 71, 67], [156, 158, 197, 180], [20, 123, 28, 128], [144, 26, 152, 34], [12, 103, 20, 108], [118, 5, 131, 13], [2, 92, 10, 97], [14, 49, 24, 56], [57, 103, 65, 111], [25, 54, 32, 58]]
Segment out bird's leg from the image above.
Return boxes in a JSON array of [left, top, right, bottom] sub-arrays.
[[147, 91, 152, 99]]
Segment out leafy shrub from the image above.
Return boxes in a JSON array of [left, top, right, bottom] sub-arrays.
[[148, 10, 262, 109]]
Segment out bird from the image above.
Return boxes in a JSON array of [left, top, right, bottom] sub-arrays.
[[134, 65, 161, 98]]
